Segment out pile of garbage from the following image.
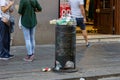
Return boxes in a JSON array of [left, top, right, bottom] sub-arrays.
[[50, 14, 76, 26]]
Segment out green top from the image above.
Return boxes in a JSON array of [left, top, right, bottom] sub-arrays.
[[18, 0, 42, 28]]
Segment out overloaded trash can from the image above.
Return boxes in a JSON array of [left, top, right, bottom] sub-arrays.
[[53, 25, 77, 72], [49, 14, 77, 72]]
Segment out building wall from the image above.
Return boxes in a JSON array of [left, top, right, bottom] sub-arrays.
[[12, 0, 59, 46]]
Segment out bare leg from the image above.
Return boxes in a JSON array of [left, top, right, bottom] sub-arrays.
[[81, 30, 89, 45]]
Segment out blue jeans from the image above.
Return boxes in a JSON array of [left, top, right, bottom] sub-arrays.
[[22, 26, 36, 55], [0, 19, 11, 57]]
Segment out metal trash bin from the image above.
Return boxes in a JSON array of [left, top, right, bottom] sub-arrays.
[[53, 25, 77, 72]]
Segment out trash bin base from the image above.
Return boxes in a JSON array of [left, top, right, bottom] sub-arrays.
[[52, 68, 78, 73]]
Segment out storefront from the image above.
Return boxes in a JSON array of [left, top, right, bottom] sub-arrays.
[[59, 0, 120, 35]]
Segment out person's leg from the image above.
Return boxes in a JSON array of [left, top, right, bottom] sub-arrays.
[[4, 24, 14, 58], [22, 26, 32, 56], [4, 24, 10, 53], [81, 30, 89, 45], [0, 20, 6, 57], [22, 26, 35, 61], [26, 27, 36, 61], [0, 20, 10, 60], [30, 27, 36, 55], [76, 18, 89, 46]]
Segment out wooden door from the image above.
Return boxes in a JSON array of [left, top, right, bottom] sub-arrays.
[[114, 0, 120, 34], [94, 0, 114, 34]]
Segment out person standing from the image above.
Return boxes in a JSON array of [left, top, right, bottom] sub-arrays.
[[68, 0, 90, 47], [0, 0, 14, 60], [18, 0, 42, 61]]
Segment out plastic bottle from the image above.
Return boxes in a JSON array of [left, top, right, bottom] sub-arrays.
[[55, 61, 62, 70]]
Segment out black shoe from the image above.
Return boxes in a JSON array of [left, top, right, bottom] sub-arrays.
[[9, 54, 14, 58], [86, 43, 90, 47], [0, 55, 10, 60]]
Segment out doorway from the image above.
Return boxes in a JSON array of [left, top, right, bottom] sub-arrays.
[[76, 0, 114, 35]]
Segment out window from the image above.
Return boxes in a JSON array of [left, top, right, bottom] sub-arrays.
[[100, 0, 110, 9]]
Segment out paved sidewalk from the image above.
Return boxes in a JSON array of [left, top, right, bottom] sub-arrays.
[[0, 42, 120, 80]]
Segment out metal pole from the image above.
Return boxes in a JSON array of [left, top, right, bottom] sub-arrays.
[[58, 0, 60, 18]]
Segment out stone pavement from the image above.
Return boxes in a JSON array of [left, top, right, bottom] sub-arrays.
[[0, 42, 120, 80]]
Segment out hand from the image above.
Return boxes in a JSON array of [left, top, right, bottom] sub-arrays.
[[84, 18, 87, 23], [2, 17, 9, 23], [9, 0, 14, 6], [34, 8, 40, 12]]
